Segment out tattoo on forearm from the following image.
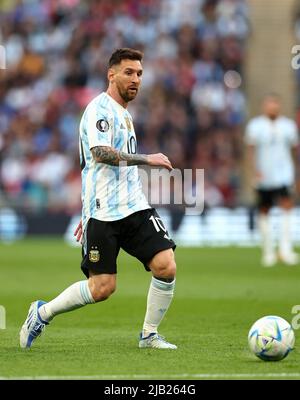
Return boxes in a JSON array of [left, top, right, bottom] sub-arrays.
[[91, 146, 148, 166], [119, 151, 148, 166], [92, 146, 119, 165]]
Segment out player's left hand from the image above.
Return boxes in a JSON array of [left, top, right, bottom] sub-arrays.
[[74, 220, 83, 243], [147, 153, 173, 171]]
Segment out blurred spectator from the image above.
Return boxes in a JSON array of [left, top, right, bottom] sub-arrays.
[[0, 0, 249, 215]]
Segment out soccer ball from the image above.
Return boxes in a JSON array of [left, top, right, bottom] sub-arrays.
[[248, 316, 295, 361]]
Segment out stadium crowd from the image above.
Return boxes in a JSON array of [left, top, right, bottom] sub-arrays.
[[0, 0, 249, 215]]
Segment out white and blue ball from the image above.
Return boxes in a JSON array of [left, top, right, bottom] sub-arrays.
[[248, 316, 295, 361]]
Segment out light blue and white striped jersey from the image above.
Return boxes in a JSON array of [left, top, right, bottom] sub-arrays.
[[79, 92, 150, 229]]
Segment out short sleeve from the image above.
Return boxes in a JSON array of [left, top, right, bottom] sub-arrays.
[[244, 120, 258, 146], [83, 101, 114, 149], [288, 120, 299, 147]]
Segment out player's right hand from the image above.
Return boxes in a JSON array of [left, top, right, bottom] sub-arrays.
[[74, 219, 83, 243], [147, 153, 173, 171]]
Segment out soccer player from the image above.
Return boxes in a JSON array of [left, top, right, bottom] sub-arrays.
[[20, 48, 177, 349], [245, 93, 299, 267]]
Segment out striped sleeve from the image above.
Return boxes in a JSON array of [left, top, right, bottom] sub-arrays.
[[85, 100, 114, 149]]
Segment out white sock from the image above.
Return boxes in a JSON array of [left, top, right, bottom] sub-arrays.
[[142, 277, 175, 338], [38, 281, 95, 322], [279, 210, 293, 256], [258, 213, 275, 258]]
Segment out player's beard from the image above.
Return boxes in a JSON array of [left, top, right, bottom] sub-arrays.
[[117, 83, 138, 103]]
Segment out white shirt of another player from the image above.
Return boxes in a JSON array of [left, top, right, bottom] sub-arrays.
[[245, 115, 299, 189], [79, 92, 150, 228]]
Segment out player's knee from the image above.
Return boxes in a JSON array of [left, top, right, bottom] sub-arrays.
[[280, 198, 293, 210], [149, 249, 176, 279], [155, 259, 176, 279], [259, 207, 270, 214], [165, 259, 177, 278]]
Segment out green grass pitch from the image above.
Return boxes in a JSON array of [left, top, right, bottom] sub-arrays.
[[1, 238, 300, 380]]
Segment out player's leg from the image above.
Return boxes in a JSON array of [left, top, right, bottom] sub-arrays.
[[258, 207, 276, 267], [143, 248, 176, 337], [20, 218, 119, 348], [139, 248, 177, 349], [39, 273, 116, 322], [20, 273, 116, 349], [257, 189, 276, 267], [278, 189, 299, 265], [120, 208, 177, 349]]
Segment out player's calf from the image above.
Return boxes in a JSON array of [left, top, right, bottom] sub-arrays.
[[88, 274, 116, 302]]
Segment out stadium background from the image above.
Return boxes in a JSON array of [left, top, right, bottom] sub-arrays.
[[0, 0, 300, 245]]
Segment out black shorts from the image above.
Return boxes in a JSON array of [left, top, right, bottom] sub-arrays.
[[81, 208, 176, 277], [256, 186, 292, 209]]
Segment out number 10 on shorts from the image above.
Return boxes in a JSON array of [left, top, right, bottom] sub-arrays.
[[149, 216, 167, 233]]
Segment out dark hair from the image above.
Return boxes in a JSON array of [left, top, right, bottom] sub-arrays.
[[109, 48, 143, 68]]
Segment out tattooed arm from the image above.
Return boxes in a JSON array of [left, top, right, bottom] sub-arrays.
[[91, 146, 173, 170], [91, 146, 148, 166]]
